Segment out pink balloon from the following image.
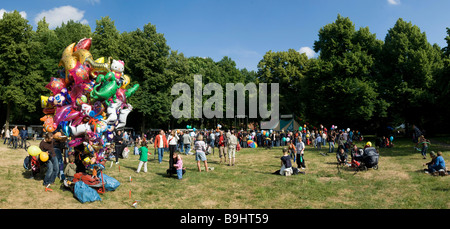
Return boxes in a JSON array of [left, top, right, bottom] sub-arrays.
[[69, 62, 90, 85], [68, 138, 83, 147], [116, 88, 126, 103], [54, 105, 71, 126], [64, 110, 81, 121], [45, 77, 66, 95], [71, 115, 86, 127]]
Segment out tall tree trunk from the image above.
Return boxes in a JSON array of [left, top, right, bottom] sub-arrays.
[[141, 113, 146, 137], [5, 102, 11, 131]]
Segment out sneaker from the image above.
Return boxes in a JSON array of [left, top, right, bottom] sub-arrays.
[[209, 167, 215, 171], [115, 161, 120, 165]]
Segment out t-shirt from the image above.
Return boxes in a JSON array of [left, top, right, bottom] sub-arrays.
[[296, 142, 305, 154], [168, 135, 178, 145], [139, 146, 148, 162], [195, 140, 207, 153], [159, 135, 164, 148], [183, 134, 191, 145], [281, 155, 292, 168]]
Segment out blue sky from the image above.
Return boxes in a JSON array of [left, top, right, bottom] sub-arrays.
[[1, 0, 450, 71]]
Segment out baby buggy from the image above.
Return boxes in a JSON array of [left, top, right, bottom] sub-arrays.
[[359, 147, 379, 171]]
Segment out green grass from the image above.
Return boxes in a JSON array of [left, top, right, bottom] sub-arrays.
[[0, 137, 449, 209]]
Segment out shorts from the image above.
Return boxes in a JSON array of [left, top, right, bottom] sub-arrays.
[[196, 151, 207, 161]]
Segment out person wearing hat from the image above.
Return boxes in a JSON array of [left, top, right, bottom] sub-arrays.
[[424, 151, 447, 176]]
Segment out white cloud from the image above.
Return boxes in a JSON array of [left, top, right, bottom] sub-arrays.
[[298, 46, 317, 59], [0, 9, 27, 19], [34, 5, 88, 29], [387, 0, 400, 5]]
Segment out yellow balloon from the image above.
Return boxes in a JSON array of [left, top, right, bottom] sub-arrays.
[[41, 96, 50, 108], [28, 145, 42, 157], [40, 152, 49, 162], [95, 57, 105, 63], [121, 74, 130, 89], [59, 43, 76, 69], [73, 49, 93, 64]]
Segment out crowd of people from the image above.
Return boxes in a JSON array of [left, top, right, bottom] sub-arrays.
[[5, 123, 448, 190], [2, 126, 29, 149]]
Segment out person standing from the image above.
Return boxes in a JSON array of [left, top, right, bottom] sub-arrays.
[[39, 132, 58, 189], [228, 131, 238, 166], [194, 135, 209, 172], [154, 129, 168, 164], [12, 126, 19, 149], [209, 130, 216, 155], [20, 126, 28, 149], [3, 128, 10, 145], [136, 141, 149, 173], [113, 130, 124, 164], [217, 131, 227, 164], [167, 130, 179, 169], [296, 137, 306, 169], [182, 131, 191, 155]]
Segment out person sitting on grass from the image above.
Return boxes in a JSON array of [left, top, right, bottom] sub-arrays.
[[424, 151, 447, 176], [280, 147, 293, 176], [336, 147, 348, 166]]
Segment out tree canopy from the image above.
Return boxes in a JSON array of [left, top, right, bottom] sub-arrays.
[[0, 12, 448, 134]]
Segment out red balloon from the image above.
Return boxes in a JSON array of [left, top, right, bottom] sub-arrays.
[[69, 62, 90, 85], [74, 38, 92, 52], [45, 77, 66, 95]]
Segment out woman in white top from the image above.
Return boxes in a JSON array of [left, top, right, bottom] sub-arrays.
[[167, 130, 179, 169]]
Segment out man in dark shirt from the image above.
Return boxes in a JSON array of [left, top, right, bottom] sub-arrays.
[[39, 132, 58, 188], [113, 130, 124, 164], [20, 127, 28, 149]]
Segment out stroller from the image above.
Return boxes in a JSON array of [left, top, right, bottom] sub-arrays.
[[359, 147, 379, 171]]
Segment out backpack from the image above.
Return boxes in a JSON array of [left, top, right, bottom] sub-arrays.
[[23, 156, 31, 170]]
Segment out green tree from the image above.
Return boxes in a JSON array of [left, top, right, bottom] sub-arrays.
[[379, 18, 442, 128], [257, 49, 310, 119], [0, 11, 44, 128], [120, 23, 171, 131], [308, 14, 386, 129], [90, 16, 121, 59]]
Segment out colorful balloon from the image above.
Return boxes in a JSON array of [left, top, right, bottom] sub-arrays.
[[69, 62, 90, 85], [74, 38, 92, 52], [27, 145, 42, 157], [40, 152, 49, 162], [45, 77, 66, 95]]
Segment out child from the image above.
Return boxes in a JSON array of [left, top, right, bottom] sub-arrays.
[[296, 137, 306, 169], [63, 155, 77, 187], [416, 135, 430, 159], [280, 148, 293, 176], [336, 147, 348, 165], [173, 153, 184, 179], [136, 141, 149, 173], [288, 141, 296, 162], [64, 155, 77, 182], [315, 134, 322, 150]]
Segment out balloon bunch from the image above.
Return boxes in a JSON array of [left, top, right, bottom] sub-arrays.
[[38, 38, 139, 165]]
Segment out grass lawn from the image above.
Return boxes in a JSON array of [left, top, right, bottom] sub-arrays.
[[0, 137, 449, 209]]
